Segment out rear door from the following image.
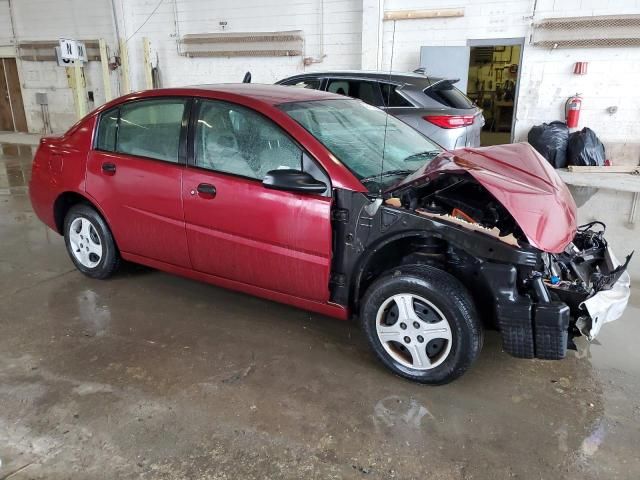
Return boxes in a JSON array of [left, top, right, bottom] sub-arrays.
[[86, 98, 191, 267], [326, 78, 384, 107], [182, 99, 332, 302], [278, 76, 322, 90]]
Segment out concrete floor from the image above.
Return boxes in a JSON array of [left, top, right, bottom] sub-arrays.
[[1, 146, 639, 480]]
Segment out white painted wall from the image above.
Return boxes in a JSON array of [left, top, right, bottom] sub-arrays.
[[368, 0, 640, 164], [119, 0, 363, 91], [1, 0, 638, 161], [0, 0, 13, 47], [2, 0, 118, 133]]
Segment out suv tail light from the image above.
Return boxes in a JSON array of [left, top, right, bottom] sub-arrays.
[[423, 114, 475, 129]]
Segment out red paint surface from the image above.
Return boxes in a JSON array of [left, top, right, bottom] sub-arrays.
[[395, 142, 577, 253], [182, 168, 332, 302], [29, 85, 353, 317], [29, 86, 579, 320]]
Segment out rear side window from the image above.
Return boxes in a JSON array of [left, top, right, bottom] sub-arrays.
[[381, 83, 413, 107], [424, 82, 474, 109], [327, 79, 383, 107], [96, 107, 119, 151], [281, 78, 321, 89], [116, 99, 187, 163]]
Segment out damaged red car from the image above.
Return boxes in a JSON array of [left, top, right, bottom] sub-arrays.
[[29, 85, 632, 384]]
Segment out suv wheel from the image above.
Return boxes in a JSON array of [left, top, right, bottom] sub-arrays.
[[361, 265, 482, 384], [63, 204, 120, 279]]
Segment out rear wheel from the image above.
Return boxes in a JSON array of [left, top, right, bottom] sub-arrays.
[[63, 204, 120, 279], [361, 265, 482, 384]]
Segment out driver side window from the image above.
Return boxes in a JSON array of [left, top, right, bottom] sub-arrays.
[[194, 100, 302, 179]]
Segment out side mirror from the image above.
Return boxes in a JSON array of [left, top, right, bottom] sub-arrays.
[[262, 169, 327, 194]]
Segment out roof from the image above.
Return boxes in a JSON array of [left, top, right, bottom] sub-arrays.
[[95, 84, 345, 115], [276, 71, 448, 89], [187, 83, 341, 105]]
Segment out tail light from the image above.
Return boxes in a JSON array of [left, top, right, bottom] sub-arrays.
[[423, 114, 475, 129]]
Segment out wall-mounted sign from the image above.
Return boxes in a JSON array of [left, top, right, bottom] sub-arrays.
[[58, 39, 88, 62]]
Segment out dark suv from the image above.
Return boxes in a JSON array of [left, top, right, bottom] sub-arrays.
[[277, 70, 484, 150]]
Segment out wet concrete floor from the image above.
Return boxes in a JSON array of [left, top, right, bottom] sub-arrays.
[[1, 146, 639, 479]]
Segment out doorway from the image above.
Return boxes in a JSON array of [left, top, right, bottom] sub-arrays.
[[0, 58, 28, 155], [466, 43, 522, 146]]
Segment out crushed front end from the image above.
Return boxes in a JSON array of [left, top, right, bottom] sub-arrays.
[[481, 221, 632, 360], [541, 222, 632, 343], [380, 143, 633, 360]]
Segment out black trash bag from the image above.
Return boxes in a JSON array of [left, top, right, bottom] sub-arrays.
[[527, 121, 569, 168], [567, 127, 606, 167]]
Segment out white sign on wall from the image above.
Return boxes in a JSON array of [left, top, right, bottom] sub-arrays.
[[58, 39, 87, 62], [59, 38, 78, 60]]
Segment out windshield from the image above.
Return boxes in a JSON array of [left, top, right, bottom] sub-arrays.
[[279, 99, 442, 191]]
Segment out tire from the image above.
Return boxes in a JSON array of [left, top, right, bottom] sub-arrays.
[[63, 203, 120, 279], [360, 264, 482, 385]]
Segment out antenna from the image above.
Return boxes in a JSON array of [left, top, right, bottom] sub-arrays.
[[379, 19, 396, 192]]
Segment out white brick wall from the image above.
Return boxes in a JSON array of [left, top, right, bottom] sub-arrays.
[[368, 0, 640, 163], [1, 0, 639, 157], [120, 0, 363, 91], [10, 0, 115, 40], [0, 0, 13, 46], [2, 0, 117, 133]]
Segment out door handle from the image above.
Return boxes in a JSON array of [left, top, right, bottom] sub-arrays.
[[101, 162, 116, 175], [196, 183, 216, 198]]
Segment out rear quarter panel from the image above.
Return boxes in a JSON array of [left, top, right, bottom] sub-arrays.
[[29, 116, 96, 231]]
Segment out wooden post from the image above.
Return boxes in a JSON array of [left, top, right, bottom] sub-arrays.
[[99, 39, 112, 102], [143, 37, 153, 89], [119, 38, 131, 94], [68, 63, 87, 119]]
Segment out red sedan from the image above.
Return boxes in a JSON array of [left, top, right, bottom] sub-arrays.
[[30, 85, 631, 384]]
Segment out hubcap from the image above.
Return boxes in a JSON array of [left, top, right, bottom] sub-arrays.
[[375, 294, 452, 370], [68, 217, 103, 268]]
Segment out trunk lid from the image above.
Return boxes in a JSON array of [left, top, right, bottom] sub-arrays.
[[391, 142, 577, 253]]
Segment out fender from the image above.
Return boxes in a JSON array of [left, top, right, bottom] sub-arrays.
[[329, 189, 540, 308]]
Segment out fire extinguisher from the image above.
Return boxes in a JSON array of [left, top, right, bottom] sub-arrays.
[[565, 94, 582, 129]]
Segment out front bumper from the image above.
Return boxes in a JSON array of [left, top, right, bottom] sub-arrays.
[[577, 248, 631, 340], [481, 245, 631, 360]]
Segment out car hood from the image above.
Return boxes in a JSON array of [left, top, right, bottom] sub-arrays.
[[390, 142, 577, 253]]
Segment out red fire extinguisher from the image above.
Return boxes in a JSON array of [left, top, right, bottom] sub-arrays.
[[565, 94, 582, 129]]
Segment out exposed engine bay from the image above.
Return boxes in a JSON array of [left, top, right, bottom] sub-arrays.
[[543, 222, 632, 301], [386, 173, 528, 247]]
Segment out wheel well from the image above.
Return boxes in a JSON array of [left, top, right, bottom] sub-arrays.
[[355, 235, 448, 306], [53, 192, 94, 234]]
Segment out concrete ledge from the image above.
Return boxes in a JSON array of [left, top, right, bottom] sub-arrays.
[[557, 169, 640, 193], [0, 131, 42, 147]]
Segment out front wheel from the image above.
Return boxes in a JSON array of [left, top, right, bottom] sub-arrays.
[[360, 265, 482, 384], [63, 204, 120, 279]]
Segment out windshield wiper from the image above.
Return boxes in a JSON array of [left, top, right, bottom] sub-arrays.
[[403, 150, 440, 162], [360, 169, 414, 183]]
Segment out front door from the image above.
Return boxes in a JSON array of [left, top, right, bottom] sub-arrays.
[[182, 99, 332, 302], [86, 97, 191, 268]]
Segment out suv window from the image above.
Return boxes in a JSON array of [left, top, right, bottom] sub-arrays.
[[424, 81, 474, 109], [115, 99, 187, 163], [327, 79, 383, 107], [281, 78, 321, 89], [194, 100, 302, 179], [381, 83, 413, 107]]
